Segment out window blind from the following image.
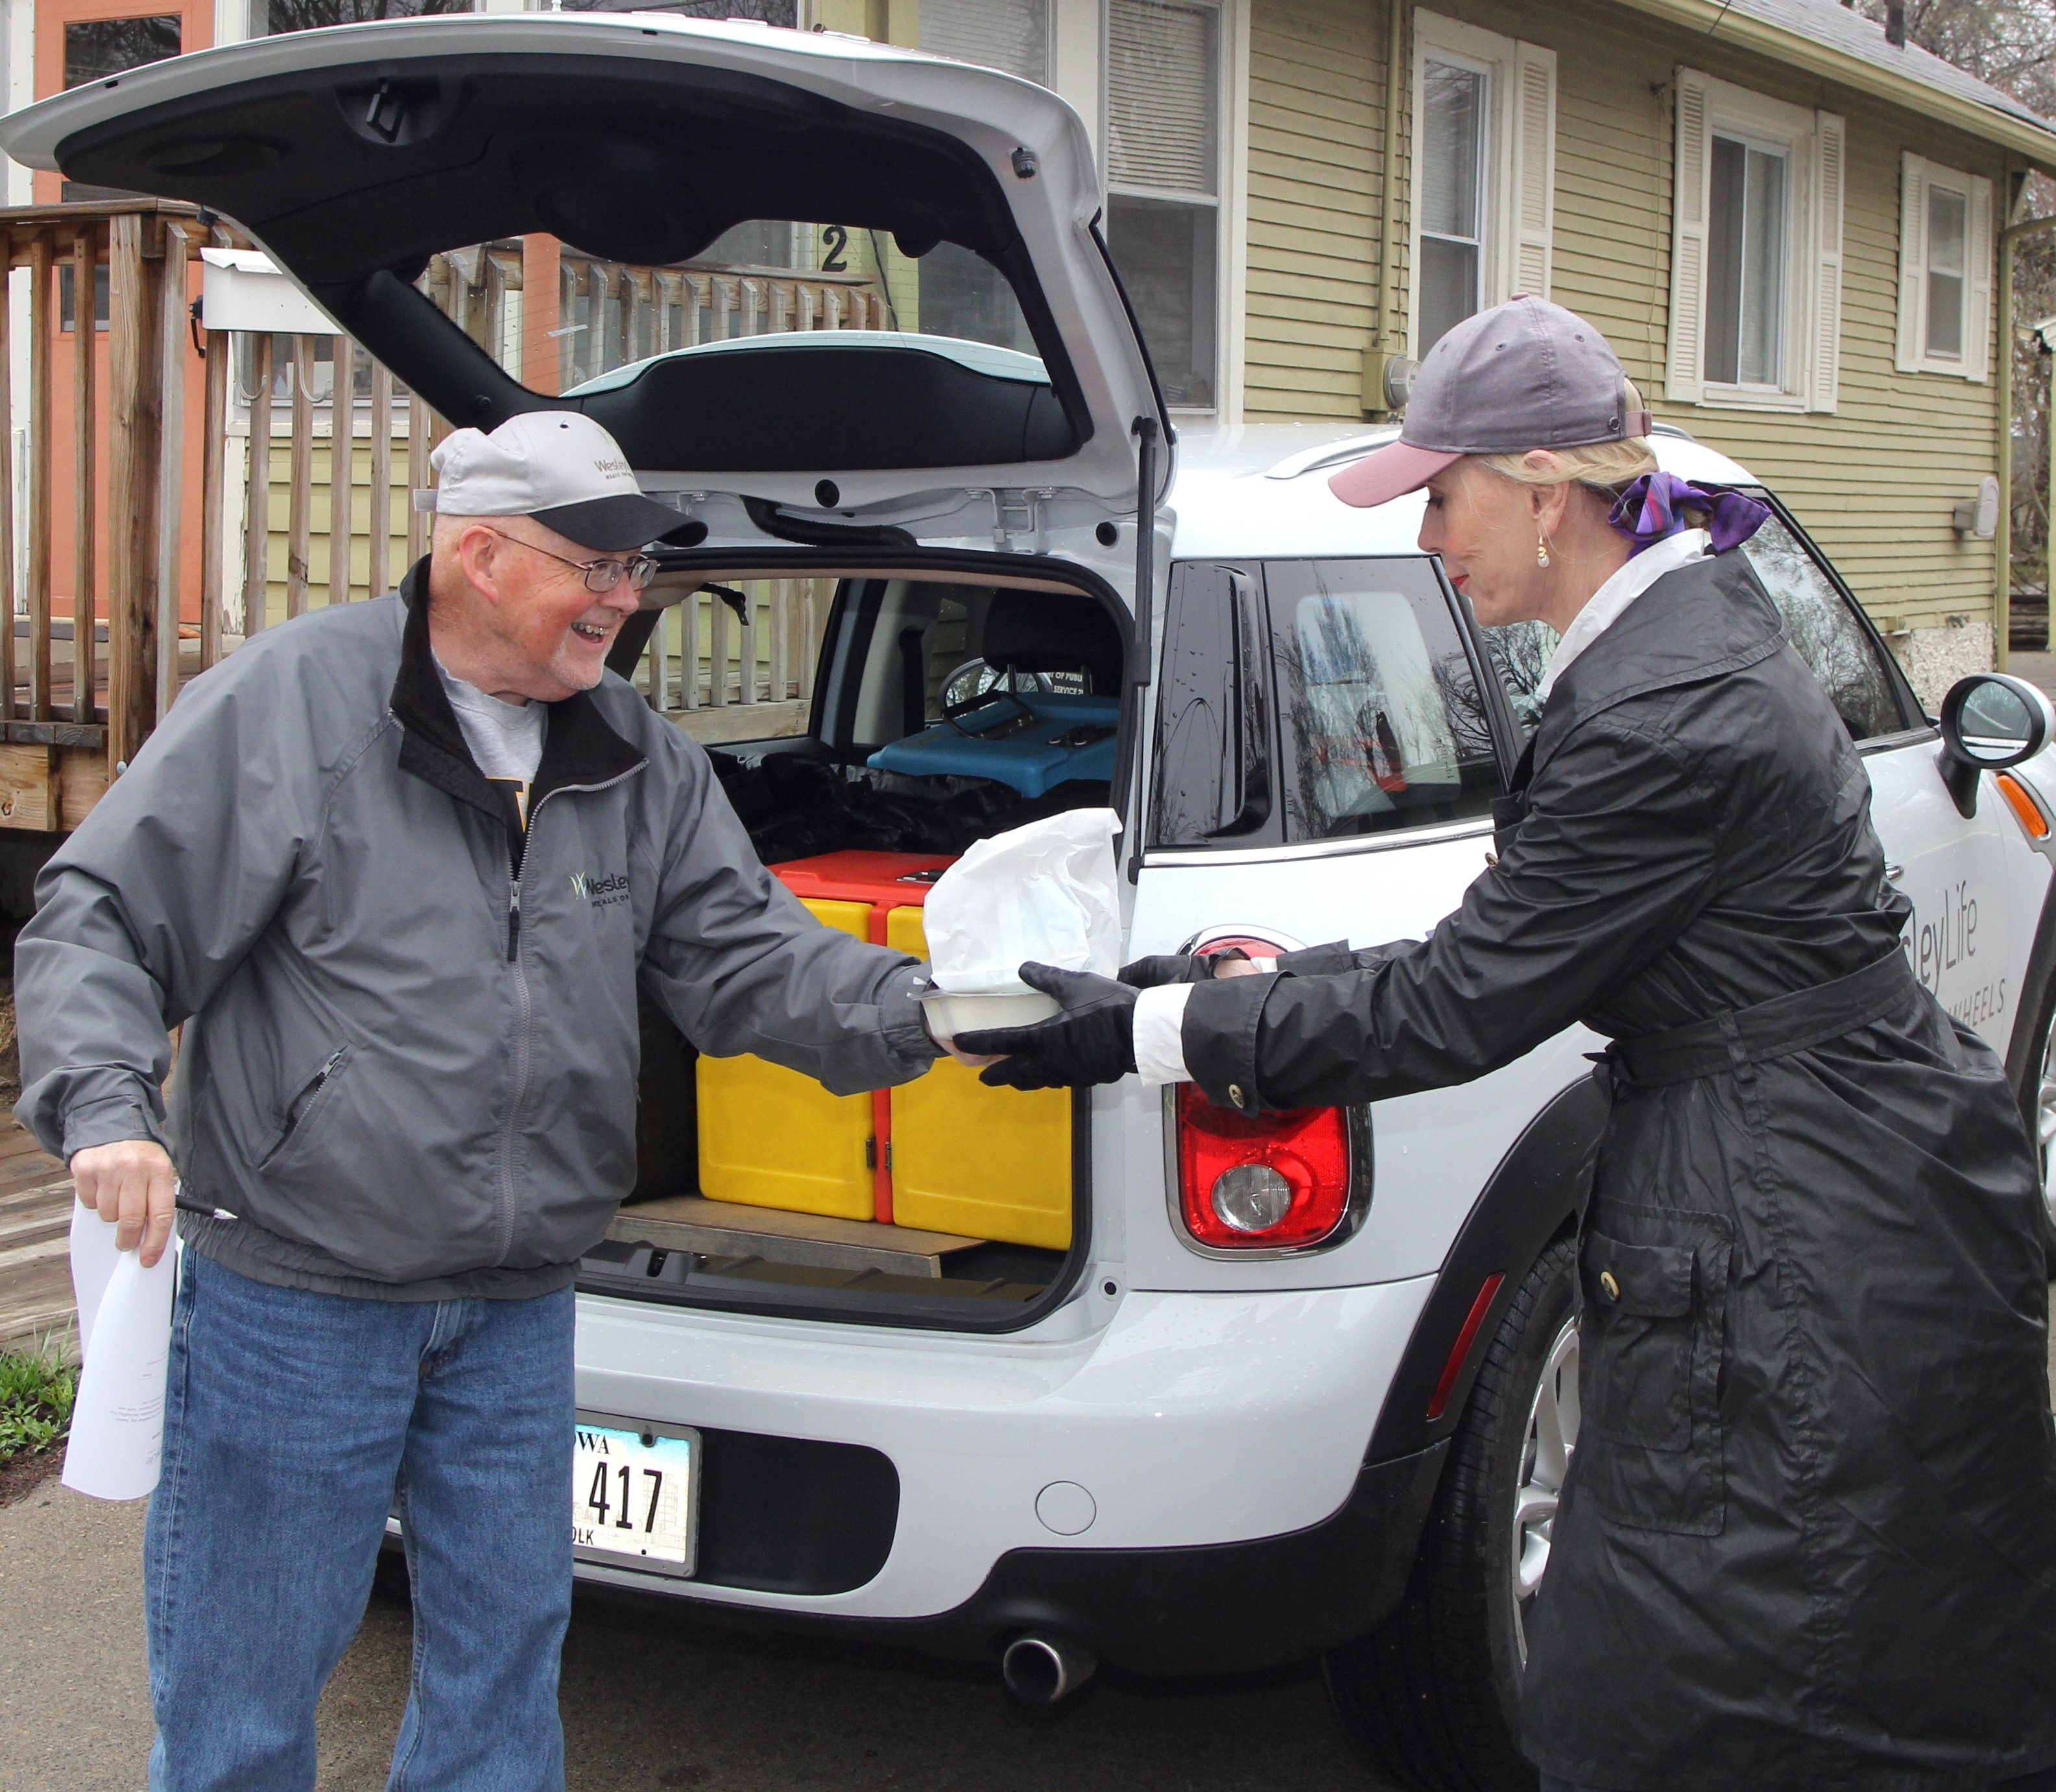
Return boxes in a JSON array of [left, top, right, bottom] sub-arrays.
[[1107, 0, 1219, 197], [918, 0, 1049, 86], [1420, 60, 1482, 242]]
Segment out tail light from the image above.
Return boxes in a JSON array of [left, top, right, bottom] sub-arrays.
[[1175, 1083, 1354, 1250]]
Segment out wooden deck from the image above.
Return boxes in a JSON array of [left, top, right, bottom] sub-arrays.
[[0, 1122, 75, 1364]]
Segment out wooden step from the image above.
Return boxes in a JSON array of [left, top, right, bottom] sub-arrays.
[[608, 1195, 983, 1280]]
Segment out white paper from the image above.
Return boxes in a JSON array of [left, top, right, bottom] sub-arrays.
[[67, 1199, 122, 1363], [62, 1234, 178, 1503], [924, 808, 1123, 994]]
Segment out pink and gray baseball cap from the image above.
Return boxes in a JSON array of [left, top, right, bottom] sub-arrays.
[[1330, 295, 1654, 509]]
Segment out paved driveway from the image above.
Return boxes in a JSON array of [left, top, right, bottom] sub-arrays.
[[0, 1474, 1387, 1792]]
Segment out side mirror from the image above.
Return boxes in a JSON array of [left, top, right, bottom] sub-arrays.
[[1936, 673, 2051, 817]]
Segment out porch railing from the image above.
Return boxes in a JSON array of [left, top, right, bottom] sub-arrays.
[[0, 206, 876, 830]]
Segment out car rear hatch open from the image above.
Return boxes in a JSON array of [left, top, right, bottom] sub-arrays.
[[0, 19, 1165, 1330], [0, 14, 1171, 553]]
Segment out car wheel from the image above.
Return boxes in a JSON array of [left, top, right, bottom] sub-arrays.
[[2035, 1002, 2056, 1241], [1323, 1234, 1579, 1792], [2020, 977, 2056, 1271]]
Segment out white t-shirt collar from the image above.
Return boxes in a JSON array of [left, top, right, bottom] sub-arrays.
[[1533, 527, 1712, 705]]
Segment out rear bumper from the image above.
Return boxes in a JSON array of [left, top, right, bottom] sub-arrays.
[[571, 1440, 1448, 1675], [568, 1276, 1438, 1666]]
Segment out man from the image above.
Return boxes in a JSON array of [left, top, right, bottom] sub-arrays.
[[16, 411, 942, 1791]]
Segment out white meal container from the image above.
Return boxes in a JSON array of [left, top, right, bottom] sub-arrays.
[[918, 985, 1062, 1038]]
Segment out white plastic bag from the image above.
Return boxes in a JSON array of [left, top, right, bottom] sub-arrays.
[[63, 1211, 178, 1503], [924, 808, 1123, 994]]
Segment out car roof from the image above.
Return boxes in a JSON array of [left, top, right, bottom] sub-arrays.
[[1165, 422, 1758, 560]]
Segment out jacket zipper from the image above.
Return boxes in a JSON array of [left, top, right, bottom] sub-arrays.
[[492, 769, 641, 1271], [263, 1045, 346, 1167], [498, 866, 534, 1267]]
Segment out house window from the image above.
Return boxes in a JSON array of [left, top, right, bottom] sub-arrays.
[[1668, 69, 1843, 412], [1418, 58, 1485, 353], [63, 14, 180, 87], [1896, 153, 1992, 381], [1408, 12, 1556, 361], [920, 0, 1049, 84], [256, 0, 470, 33], [1105, 0, 1221, 409], [915, 0, 1051, 353], [59, 17, 182, 202], [1705, 134, 1789, 387]]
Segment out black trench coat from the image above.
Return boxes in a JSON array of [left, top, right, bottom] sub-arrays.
[[1181, 552, 2056, 1791]]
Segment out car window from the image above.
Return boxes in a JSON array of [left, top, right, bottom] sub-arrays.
[[1736, 509, 1911, 741], [1479, 619, 1556, 737], [1477, 514, 1913, 747], [1266, 559, 1505, 841], [1152, 563, 1274, 848]]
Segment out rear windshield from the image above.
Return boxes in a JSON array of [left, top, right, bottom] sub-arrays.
[[396, 227, 1068, 473], [422, 224, 1042, 398]]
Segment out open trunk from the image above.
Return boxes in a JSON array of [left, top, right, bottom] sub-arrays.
[[579, 555, 1129, 1331], [0, 15, 1170, 1330]]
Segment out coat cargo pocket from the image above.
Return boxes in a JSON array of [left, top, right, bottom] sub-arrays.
[[1577, 1206, 1732, 1536], [256, 1044, 353, 1174]]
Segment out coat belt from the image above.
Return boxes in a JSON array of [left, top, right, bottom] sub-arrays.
[[1609, 950, 1919, 1088]]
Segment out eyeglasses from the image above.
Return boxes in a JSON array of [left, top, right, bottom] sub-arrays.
[[481, 528, 659, 594]]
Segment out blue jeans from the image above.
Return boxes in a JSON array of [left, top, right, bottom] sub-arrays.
[[145, 1248, 575, 1792]]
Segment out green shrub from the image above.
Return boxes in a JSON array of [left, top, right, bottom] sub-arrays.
[[0, 1341, 78, 1465]]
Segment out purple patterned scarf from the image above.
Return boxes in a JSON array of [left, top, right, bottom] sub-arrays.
[[1608, 472, 1771, 557]]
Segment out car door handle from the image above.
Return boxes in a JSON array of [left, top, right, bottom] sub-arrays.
[[1886, 863, 1904, 881]]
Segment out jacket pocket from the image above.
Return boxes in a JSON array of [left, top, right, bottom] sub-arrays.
[[1577, 1206, 1732, 1536], [256, 1044, 352, 1174]]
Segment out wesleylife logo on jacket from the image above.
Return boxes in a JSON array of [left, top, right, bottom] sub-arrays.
[[569, 870, 631, 909]]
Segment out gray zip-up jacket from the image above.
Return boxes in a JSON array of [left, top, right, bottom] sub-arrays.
[[14, 562, 938, 1298]]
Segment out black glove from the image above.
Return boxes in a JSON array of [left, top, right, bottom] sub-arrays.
[[954, 962, 1139, 1089], [1118, 948, 1250, 989]]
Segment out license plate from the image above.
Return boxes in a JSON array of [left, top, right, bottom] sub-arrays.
[[571, 1415, 699, 1577]]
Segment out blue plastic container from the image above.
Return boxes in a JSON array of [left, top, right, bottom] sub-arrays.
[[868, 692, 1120, 797]]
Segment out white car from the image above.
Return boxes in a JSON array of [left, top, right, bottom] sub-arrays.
[[14, 19, 2055, 1786]]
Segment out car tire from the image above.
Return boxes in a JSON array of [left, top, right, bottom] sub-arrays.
[[2021, 975, 2056, 1272], [1323, 1234, 1579, 1792]]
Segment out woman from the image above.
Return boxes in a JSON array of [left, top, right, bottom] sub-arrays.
[[955, 296, 2056, 1791]]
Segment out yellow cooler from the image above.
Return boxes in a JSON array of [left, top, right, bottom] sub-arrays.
[[693, 897, 876, 1219], [884, 905, 1073, 1250]]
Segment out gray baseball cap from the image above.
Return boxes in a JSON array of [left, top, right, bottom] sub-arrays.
[[1329, 295, 1653, 509], [415, 411, 681, 550]]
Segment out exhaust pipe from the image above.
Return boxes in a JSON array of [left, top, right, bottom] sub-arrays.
[[1000, 1634, 1097, 1705]]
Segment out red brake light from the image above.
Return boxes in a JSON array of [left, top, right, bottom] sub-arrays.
[[1175, 1084, 1352, 1250]]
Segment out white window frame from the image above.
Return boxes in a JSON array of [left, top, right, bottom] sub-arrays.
[[1667, 68, 1843, 414], [1100, 0, 1240, 416], [1896, 152, 1993, 381], [1406, 10, 1555, 358]]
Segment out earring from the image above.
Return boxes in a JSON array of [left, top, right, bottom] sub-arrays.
[[1536, 533, 1552, 568]]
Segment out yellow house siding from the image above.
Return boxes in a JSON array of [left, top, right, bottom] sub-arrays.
[[1244, 0, 1387, 417], [1241, 0, 2013, 648]]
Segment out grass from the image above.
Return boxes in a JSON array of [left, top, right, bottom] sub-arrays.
[[0, 1339, 77, 1466]]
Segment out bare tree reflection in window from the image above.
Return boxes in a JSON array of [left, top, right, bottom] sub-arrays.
[[256, 0, 469, 29], [1738, 512, 1903, 740], [1267, 560, 1508, 842]]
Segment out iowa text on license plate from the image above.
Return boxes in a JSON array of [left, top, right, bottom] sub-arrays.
[[572, 1419, 698, 1576]]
